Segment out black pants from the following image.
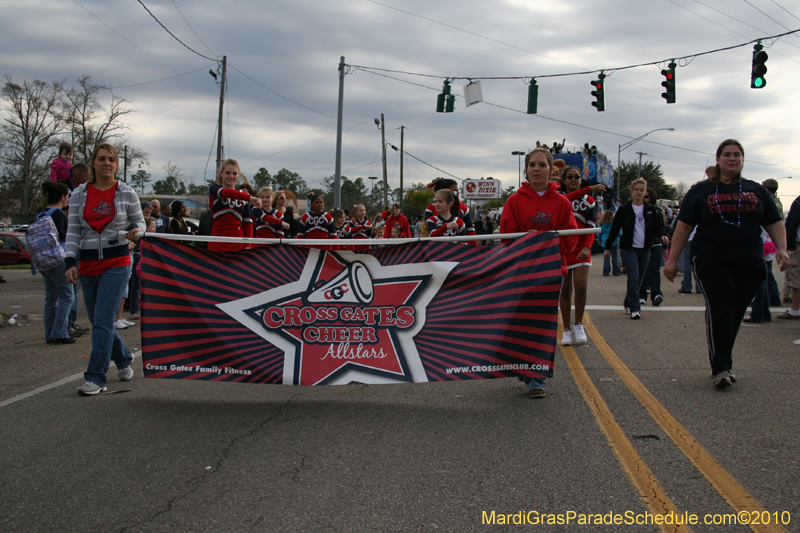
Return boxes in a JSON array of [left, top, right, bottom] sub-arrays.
[[693, 255, 766, 376]]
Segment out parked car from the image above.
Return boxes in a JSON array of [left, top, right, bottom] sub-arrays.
[[0, 232, 32, 265]]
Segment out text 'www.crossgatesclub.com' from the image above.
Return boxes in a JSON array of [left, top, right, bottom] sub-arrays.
[[446, 363, 550, 375]]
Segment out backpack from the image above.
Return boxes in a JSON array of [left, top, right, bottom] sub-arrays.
[[26, 208, 65, 273]]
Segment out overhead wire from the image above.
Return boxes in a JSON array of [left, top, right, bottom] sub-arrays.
[[136, 0, 216, 61], [109, 64, 214, 89], [169, 0, 217, 57]]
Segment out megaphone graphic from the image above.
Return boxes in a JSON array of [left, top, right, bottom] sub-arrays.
[[307, 261, 374, 305]]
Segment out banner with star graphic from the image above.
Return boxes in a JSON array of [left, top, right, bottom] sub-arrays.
[[140, 232, 563, 385]]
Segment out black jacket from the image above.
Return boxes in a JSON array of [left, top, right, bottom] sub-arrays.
[[604, 201, 666, 251]]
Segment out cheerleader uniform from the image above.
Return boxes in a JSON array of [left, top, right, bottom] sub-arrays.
[[252, 207, 285, 245], [426, 214, 467, 239], [208, 184, 253, 252], [562, 190, 597, 269], [424, 199, 476, 245], [298, 211, 338, 250]]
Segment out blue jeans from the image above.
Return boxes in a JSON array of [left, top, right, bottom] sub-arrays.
[[766, 261, 780, 306], [69, 282, 81, 328], [619, 248, 650, 314], [603, 244, 622, 275], [41, 263, 74, 341], [129, 252, 141, 315], [680, 246, 696, 292], [81, 265, 134, 387], [750, 261, 772, 321], [639, 245, 663, 302]]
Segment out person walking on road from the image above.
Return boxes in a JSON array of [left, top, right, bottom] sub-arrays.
[[604, 179, 668, 320], [65, 143, 144, 395], [664, 139, 788, 390]]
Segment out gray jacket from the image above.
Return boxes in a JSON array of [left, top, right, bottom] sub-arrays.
[[65, 180, 145, 270]]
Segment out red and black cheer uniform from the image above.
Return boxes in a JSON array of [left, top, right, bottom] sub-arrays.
[[426, 214, 467, 239], [208, 184, 253, 252], [562, 189, 597, 269], [424, 199, 476, 244], [298, 211, 338, 249], [252, 207, 285, 245]]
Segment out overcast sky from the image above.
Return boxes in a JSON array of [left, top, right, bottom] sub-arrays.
[[2, 0, 800, 202]]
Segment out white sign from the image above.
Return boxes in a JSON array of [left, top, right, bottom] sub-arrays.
[[463, 81, 483, 107], [462, 179, 501, 200]]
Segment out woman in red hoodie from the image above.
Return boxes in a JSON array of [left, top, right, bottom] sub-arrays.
[[500, 147, 578, 399]]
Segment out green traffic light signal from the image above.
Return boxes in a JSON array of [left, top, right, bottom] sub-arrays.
[[751, 43, 768, 89], [437, 80, 454, 113], [661, 62, 676, 104], [527, 79, 538, 114], [590, 73, 605, 112]]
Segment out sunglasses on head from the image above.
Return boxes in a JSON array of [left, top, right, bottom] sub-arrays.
[[565, 175, 581, 180]]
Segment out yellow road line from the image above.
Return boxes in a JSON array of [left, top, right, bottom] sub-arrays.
[[583, 314, 788, 533], [559, 323, 692, 533]]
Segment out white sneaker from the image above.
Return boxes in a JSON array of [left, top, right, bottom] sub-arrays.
[[120, 319, 136, 327], [117, 365, 134, 381], [573, 323, 588, 344], [114, 320, 128, 330], [560, 330, 573, 346], [78, 381, 107, 395]]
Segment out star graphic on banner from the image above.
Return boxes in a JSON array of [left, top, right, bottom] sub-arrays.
[[217, 250, 457, 385]]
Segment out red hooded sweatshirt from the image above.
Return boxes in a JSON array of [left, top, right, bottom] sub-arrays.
[[499, 181, 579, 274]]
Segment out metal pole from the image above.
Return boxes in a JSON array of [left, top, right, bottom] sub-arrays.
[[511, 151, 525, 188], [215, 55, 227, 173], [381, 113, 388, 208], [123, 146, 128, 183], [334, 56, 345, 209], [636, 151, 646, 180], [399, 125, 404, 211]]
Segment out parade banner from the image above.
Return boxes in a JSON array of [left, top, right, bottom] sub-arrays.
[[140, 232, 563, 385]]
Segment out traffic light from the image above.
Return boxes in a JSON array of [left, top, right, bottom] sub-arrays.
[[527, 79, 538, 114], [751, 43, 768, 89], [661, 62, 676, 104], [436, 80, 455, 113], [590, 73, 605, 112]]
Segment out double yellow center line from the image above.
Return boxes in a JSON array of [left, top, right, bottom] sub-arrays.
[[557, 314, 787, 533]]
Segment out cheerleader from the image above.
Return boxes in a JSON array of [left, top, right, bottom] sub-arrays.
[[208, 159, 261, 252], [348, 204, 372, 240], [426, 189, 466, 239], [558, 166, 597, 346], [298, 193, 337, 247], [252, 186, 289, 244], [499, 147, 579, 399], [424, 178, 476, 244]]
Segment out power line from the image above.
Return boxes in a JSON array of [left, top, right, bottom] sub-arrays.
[[170, 0, 217, 57], [109, 64, 214, 89], [70, 0, 177, 74], [136, 0, 216, 61]]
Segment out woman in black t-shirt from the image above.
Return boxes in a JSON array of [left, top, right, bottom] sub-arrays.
[[664, 139, 788, 389]]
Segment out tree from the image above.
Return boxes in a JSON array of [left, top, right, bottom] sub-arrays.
[[187, 181, 211, 195], [322, 175, 369, 211], [615, 160, 677, 204], [130, 169, 151, 194], [162, 161, 184, 182], [252, 167, 272, 190], [0, 77, 67, 218], [404, 184, 435, 220], [64, 75, 133, 163], [152, 175, 187, 196]]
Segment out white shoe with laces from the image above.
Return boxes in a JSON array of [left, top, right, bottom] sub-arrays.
[[120, 319, 136, 327], [560, 330, 573, 346], [572, 323, 588, 344], [78, 381, 107, 395], [117, 365, 134, 382], [114, 320, 128, 330]]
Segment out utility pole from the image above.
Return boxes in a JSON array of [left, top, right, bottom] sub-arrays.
[[398, 125, 404, 211], [636, 151, 647, 180], [333, 56, 345, 209], [380, 113, 388, 208], [123, 146, 128, 183], [215, 55, 227, 174]]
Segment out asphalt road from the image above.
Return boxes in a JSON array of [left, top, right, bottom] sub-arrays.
[[0, 257, 798, 533]]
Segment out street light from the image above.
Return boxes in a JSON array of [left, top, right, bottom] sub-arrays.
[[617, 128, 674, 191], [777, 176, 793, 180], [511, 151, 525, 187], [369, 176, 378, 199]]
